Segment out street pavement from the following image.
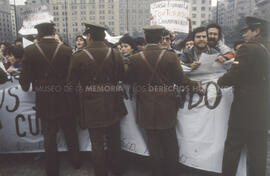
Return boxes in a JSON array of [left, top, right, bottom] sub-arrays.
[[0, 135, 270, 176]]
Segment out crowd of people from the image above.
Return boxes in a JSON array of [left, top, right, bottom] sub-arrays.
[[0, 16, 269, 176]]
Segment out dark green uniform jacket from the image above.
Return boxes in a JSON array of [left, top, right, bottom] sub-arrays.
[[67, 41, 127, 129], [19, 38, 73, 119], [127, 44, 197, 129], [0, 67, 7, 84], [218, 37, 270, 130]]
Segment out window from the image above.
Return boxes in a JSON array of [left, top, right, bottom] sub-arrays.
[[202, 0, 206, 3], [99, 5, 105, 8], [72, 11, 77, 15], [81, 11, 86, 15], [201, 13, 206, 18], [99, 10, 105, 14], [100, 16, 105, 20], [192, 14, 196, 18], [192, 7, 197, 11], [192, 21, 196, 25], [201, 7, 206, 11], [108, 4, 114, 8]]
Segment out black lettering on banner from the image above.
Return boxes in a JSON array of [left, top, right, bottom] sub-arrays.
[[204, 82, 222, 109], [28, 114, 40, 136], [0, 90, 5, 109], [188, 93, 203, 110], [15, 114, 26, 137], [6, 87, 20, 112]]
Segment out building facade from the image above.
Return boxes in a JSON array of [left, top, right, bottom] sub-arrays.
[[10, 5, 17, 41], [188, 0, 212, 28], [214, 0, 257, 30], [48, 0, 120, 46], [253, 0, 270, 20], [0, 0, 12, 42]]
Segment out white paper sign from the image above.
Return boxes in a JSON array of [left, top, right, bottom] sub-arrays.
[[150, 1, 189, 33], [19, 5, 53, 36]]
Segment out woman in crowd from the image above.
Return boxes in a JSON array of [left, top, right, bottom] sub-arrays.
[[119, 34, 137, 58], [74, 35, 86, 52], [0, 42, 11, 66], [6, 46, 24, 75]]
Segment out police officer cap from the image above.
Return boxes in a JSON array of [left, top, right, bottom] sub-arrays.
[[143, 25, 165, 34], [241, 16, 268, 32], [34, 22, 55, 35], [84, 23, 107, 34]]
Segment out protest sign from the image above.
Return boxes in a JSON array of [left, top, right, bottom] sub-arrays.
[[150, 1, 189, 33], [19, 5, 53, 36], [0, 54, 246, 175]]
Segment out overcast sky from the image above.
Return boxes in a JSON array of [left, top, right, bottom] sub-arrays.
[[10, 0, 218, 6]]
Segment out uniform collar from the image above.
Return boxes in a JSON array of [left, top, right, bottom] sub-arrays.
[[248, 36, 265, 44], [87, 41, 107, 48], [39, 37, 58, 43], [144, 44, 162, 50]]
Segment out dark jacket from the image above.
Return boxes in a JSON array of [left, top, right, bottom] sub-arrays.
[[67, 41, 127, 129], [180, 45, 219, 67], [127, 44, 197, 130], [19, 38, 73, 119], [218, 37, 270, 130], [0, 67, 7, 84]]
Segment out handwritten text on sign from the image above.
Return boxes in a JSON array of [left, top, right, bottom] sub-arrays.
[[150, 1, 189, 33]]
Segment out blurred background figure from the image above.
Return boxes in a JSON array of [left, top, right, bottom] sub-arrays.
[[54, 34, 64, 44], [74, 35, 87, 52], [134, 37, 146, 51], [160, 29, 172, 49], [6, 46, 24, 75], [14, 38, 23, 48]]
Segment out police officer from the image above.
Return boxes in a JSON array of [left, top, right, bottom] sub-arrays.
[[127, 25, 202, 176], [19, 22, 81, 176], [67, 23, 127, 176], [218, 17, 270, 176]]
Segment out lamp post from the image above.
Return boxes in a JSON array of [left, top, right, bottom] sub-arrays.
[[64, 0, 69, 44], [14, 0, 18, 39], [126, 0, 129, 32], [216, 0, 219, 24]]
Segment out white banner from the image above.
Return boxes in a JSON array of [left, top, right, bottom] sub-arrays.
[[19, 5, 53, 36], [0, 55, 246, 175], [150, 1, 189, 33]]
